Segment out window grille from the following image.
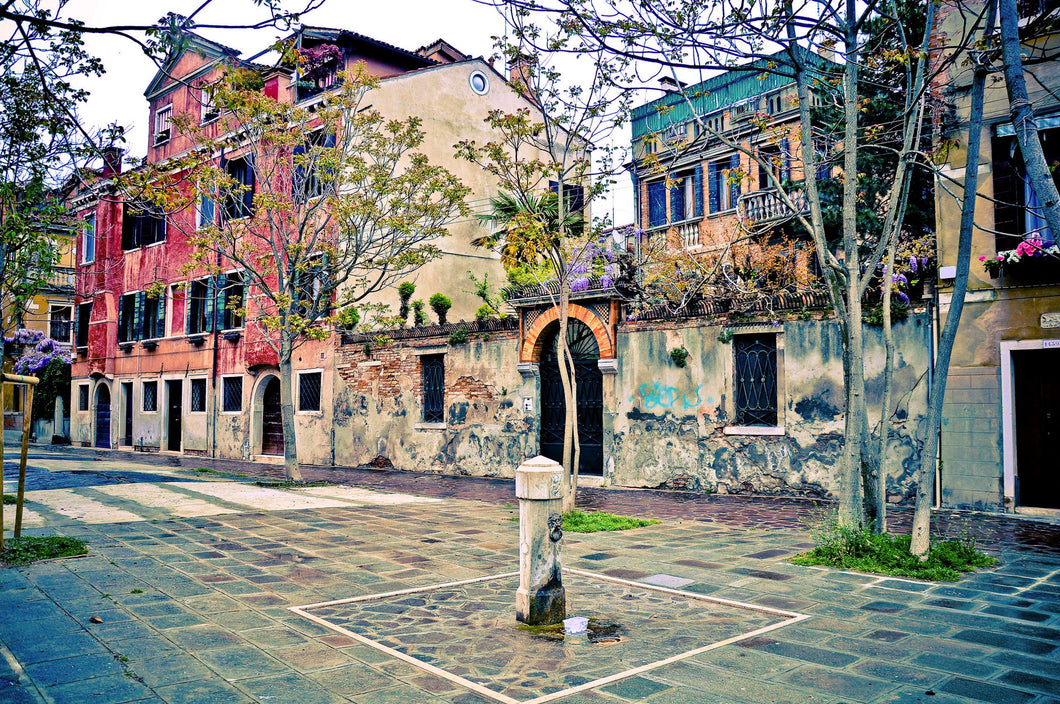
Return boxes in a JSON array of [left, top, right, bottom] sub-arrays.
[[222, 377, 243, 413], [190, 378, 206, 413], [299, 372, 322, 412], [142, 381, 158, 412], [734, 334, 778, 426], [422, 354, 444, 423], [79, 385, 89, 411]]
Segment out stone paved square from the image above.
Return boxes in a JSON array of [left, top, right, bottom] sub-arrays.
[[294, 569, 805, 703]]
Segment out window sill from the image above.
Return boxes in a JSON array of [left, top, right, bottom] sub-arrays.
[[220, 410, 243, 415], [297, 410, 323, 416], [222, 330, 242, 341], [153, 137, 170, 147], [118, 342, 135, 353], [415, 422, 446, 431], [186, 334, 208, 346], [707, 208, 739, 218], [200, 117, 219, 126], [723, 425, 785, 436], [145, 240, 166, 249], [141, 340, 158, 351]]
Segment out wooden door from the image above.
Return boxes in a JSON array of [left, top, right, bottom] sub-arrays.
[[94, 385, 111, 448], [1014, 348, 1060, 509], [261, 377, 284, 456], [167, 380, 182, 452]]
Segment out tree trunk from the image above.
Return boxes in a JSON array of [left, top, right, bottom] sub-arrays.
[[557, 285, 577, 513], [838, 2, 866, 528], [278, 337, 304, 483], [910, 6, 992, 556], [876, 242, 898, 533], [999, 0, 1060, 239]]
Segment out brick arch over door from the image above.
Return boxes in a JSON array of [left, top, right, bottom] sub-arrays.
[[522, 303, 614, 363]]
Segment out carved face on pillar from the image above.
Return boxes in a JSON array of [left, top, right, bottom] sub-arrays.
[[548, 512, 563, 543]]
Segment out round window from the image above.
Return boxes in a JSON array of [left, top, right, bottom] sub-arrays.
[[469, 70, 490, 95]]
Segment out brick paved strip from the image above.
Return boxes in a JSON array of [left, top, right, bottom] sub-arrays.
[[998, 670, 1060, 696], [736, 637, 859, 667], [940, 677, 1035, 704]]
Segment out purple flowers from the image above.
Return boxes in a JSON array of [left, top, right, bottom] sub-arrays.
[[601, 275, 614, 289], [909, 255, 918, 275], [569, 262, 589, 276], [570, 276, 591, 293], [892, 272, 908, 287], [896, 291, 910, 305], [6, 328, 73, 375]]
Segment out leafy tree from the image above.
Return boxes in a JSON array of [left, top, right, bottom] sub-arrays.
[[429, 293, 453, 325], [136, 63, 469, 481]]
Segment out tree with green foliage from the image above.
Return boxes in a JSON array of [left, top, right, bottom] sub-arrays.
[[429, 293, 452, 325], [135, 62, 469, 482]]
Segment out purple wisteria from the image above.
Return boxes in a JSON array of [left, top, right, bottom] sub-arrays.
[[4, 329, 73, 375]]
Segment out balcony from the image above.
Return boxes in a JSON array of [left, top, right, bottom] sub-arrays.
[[738, 188, 807, 225], [43, 267, 75, 292]]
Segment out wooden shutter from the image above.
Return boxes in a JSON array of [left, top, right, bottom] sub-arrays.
[[780, 137, 791, 183], [155, 293, 166, 339], [132, 292, 144, 341], [992, 135, 1023, 249], [729, 154, 742, 208], [117, 295, 125, 342], [670, 179, 682, 223], [242, 155, 255, 216], [204, 278, 215, 332], [707, 161, 720, 214], [213, 274, 227, 331], [694, 164, 704, 217]]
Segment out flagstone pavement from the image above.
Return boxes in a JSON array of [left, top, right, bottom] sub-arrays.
[[0, 445, 1057, 704]]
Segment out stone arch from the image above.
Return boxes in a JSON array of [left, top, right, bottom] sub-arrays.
[[249, 371, 281, 457], [521, 303, 614, 363]]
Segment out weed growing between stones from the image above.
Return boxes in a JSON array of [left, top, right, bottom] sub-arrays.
[[1, 536, 87, 565], [1, 494, 15, 504], [791, 514, 996, 581]]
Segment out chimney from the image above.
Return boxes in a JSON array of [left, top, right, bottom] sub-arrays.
[[101, 146, 124, 178], [508, 57, 538, 104]]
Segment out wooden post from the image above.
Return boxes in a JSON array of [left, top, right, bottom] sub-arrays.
[[2, 373, 39, 542]]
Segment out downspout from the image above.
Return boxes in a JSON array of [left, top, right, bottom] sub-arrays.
[[928, 281, 940, 509], [210, 250, 220, 458]]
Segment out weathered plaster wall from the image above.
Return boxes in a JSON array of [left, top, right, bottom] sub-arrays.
[[333, 328, 532, 475], [334, 314, 932, 502]]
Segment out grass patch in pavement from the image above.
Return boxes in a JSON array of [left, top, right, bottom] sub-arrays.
[[563, 510, 660, 533], [2, 494, 16, 505], [791, 520, 997, 581], [2, 536, 88, 565]]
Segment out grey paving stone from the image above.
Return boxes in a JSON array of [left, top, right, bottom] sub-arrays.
[[194, 644, 286, 680], [154, 678, 255, 704], [24, 652, 125, 687], [642, 574, 695, 588], [7, 631, 105, 665], [910, 652, 1001, 678], [940, 676, 1036, 704], [133, 655, 215, 688], [998, 670, 1060, 697], [599, 676, 671, 699], [953, 629, 1057, 655], [45, 673, 153, 704], [238, 672, 347, 704], [781, 664, 895, 700], [162, 624, 241, 651], [736, 637, 859, 667]]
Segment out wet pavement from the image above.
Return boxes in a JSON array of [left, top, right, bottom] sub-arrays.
[[0, 444, 1058, 704]]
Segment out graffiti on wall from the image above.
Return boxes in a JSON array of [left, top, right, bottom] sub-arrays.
[[631, 382, 711, 411]]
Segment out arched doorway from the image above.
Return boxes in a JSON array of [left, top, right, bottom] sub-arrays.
[[539, 319, 603, 475], [261, 376, 284, 456], [94, 384, 111, 449]]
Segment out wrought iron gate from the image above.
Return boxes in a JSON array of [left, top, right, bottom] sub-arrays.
[[539, 320, 603, 475]]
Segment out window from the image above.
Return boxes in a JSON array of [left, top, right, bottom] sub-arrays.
[[422, 354, 444, 423], [670, 168, 703, 223], [757, 143, 790, 190], [142, 381, 158, 412], [82, 214, 95, 263], [708, 155, 742, 213], [154, 105, 172, 145], [294, 131, 337, 202], [704, 114, 723, 134], [647, 180, 666, 228], [50, 306, 72, 344], [186, 278, 211, 335], [469, 70, 490, 95], [298, 371, 322, 412], [76, 302, 92, 347], [223, 155, 255, 220], [219, 272, 245, 330], [222, 376, 243, 413], [118, 293, 138, 343], [992, 130, 1060, 248], [766, 93, 784, 115], [733, 334, 778, 426], [292, 259, 329, 319], [122, 203, 166, 249], [142, 294, 162, 340], [12, 386, 21, 413], [197, 192, 216, 229], [190, 378, 207, 413], [78, 384, 89, 411], [548, 181, 586, 235], [200, 86, 220, 124]]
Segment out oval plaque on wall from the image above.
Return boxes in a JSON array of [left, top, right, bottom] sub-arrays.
[[1042, 312, 1060, 329]]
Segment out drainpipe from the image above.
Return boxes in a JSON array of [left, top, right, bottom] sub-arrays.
[[929, 284, 941, 509]]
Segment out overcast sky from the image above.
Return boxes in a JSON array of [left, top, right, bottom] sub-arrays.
[[68, 0, 635, 225]]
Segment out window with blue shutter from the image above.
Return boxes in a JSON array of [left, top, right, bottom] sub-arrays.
[[198, 193, 215, 229], [729, 154, 741, 209], [707, 161, 720, 214], [780, 138, 791, 183], [132, 292, 144, 341], [647, 180, 666, 227], [693, 164, 704, 217], [155, 292, 166, 338], [223, 155, 254, 220], [670, 180, 683, 223]]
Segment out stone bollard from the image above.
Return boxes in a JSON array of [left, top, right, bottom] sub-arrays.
[[515, 455, 566, 625]]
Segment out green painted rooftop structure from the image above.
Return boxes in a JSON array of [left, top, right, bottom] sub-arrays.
[[630, 46, 830, 141]]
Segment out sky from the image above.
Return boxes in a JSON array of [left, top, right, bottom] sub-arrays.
[[66, 0, 636, 226]]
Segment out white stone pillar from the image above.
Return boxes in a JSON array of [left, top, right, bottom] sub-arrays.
[[515, 455, 566, 625]]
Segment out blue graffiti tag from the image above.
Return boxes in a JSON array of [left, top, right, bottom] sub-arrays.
[[633, 382, 703, 410]]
